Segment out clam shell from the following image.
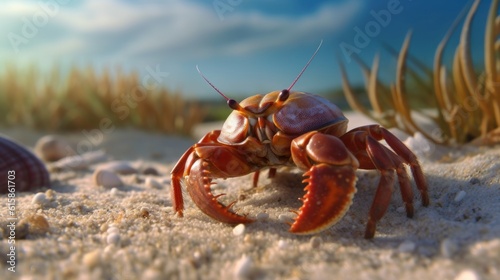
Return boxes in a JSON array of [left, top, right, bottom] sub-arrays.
[[34, 135, 75, 162], [93, 169, 123, 189], [0, 135, 51, 193]]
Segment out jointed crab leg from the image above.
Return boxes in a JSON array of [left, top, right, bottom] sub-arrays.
[[341, 125, 429, 238], [252, 168, 277, 188], [363, 137, 410, 238], [171, 131, 221, 217]]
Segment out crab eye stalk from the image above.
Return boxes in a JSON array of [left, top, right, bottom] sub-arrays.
[[278, 89, 290, 102], [227, 99, 240, 110]]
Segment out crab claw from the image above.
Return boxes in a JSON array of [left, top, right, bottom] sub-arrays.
[[186, 160, 254, 224], [290, 164, 357, 234]]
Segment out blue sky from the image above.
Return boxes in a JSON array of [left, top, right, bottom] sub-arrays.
[[0, 0, 492, 100]]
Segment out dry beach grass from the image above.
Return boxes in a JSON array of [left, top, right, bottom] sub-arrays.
[[0, 63, 204, 136], [340, 0, 500, 145]]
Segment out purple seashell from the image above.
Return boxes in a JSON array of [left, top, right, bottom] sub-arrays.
[[0, 135, 51, 193]]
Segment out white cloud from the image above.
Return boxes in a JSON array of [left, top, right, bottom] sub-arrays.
[[0, 0, 363, 62], [122, 0, 363, 59]]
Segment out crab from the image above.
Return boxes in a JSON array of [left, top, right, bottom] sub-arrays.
[[170, 44, 429, 238]]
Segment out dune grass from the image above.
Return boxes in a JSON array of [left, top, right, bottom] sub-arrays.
[[0, 63, 204, 136], [340, 0, 500, 145]]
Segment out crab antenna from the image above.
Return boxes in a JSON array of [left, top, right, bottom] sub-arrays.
[[287, 40, 323, 91], [196, 65, 241, 110], [196, 65, 230, 101]]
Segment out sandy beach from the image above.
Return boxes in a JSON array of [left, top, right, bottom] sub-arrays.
[[1, 112, 499, 280]]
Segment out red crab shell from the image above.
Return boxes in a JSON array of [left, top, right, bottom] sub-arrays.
[[218, 91, 348, 145]]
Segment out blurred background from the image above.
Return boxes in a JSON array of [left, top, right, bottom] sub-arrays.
[[0, 0, 490, 135]]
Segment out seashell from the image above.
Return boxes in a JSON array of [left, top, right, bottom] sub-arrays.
[[142, 166, 159, 176], [49, 150, 108, 171], [233, 255, 254, 279], [93, 169, 123, 189], [0, 135, 51, 193], [34, 135, 75, 162], [97, 161, 137, 175], [32, 192, 49, 207], [232, 224, 246, 236], [145, 177, 163, 189]]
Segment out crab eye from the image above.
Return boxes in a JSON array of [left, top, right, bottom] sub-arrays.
[[227, 99, 239, 110], [278, 89, 289, 102]]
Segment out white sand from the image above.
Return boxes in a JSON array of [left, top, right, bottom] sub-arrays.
[[1, 112, 499, 280]]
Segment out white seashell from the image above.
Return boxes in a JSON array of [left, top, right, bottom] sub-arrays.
[[145, 177, 163, 189], [34, 135, 75, 162], [107, 226, 120, 234], [454, 269, 480, 280], [0, 135, 50, 193], [93, 169, 123, 189], [440, 238, 458, 258], [233, 255, 253, 279], [232, 224, 246, 236], [278, 213, 294, 223], [49, 150, 108, 171], [106, 232, 121, 246], [310, 236, 322, 249], [97, 161, 137, 175], [256, 212, 269, 221], [32, 192, 49, 206], [277, 239, 288, 249], [109, 188, 120, 196], [397, 240, 416, 253], [454, 190, 466, 203]]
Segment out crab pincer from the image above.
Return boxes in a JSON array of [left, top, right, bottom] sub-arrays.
[[288, 132, 359, 233], [185, 158, 254, 224]]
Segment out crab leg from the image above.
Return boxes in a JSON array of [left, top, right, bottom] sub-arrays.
[[171, 146, 194, 217], [252, 168, 277, 187], [363, 137, 402, 238], [343, 125, 429, 207], [341, 125, 429, 238], [290, 132, 359, 234], [171, 131, 221, 217]]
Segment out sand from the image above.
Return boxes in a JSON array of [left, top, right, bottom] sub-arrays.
[[1, 112, 499, 280]]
